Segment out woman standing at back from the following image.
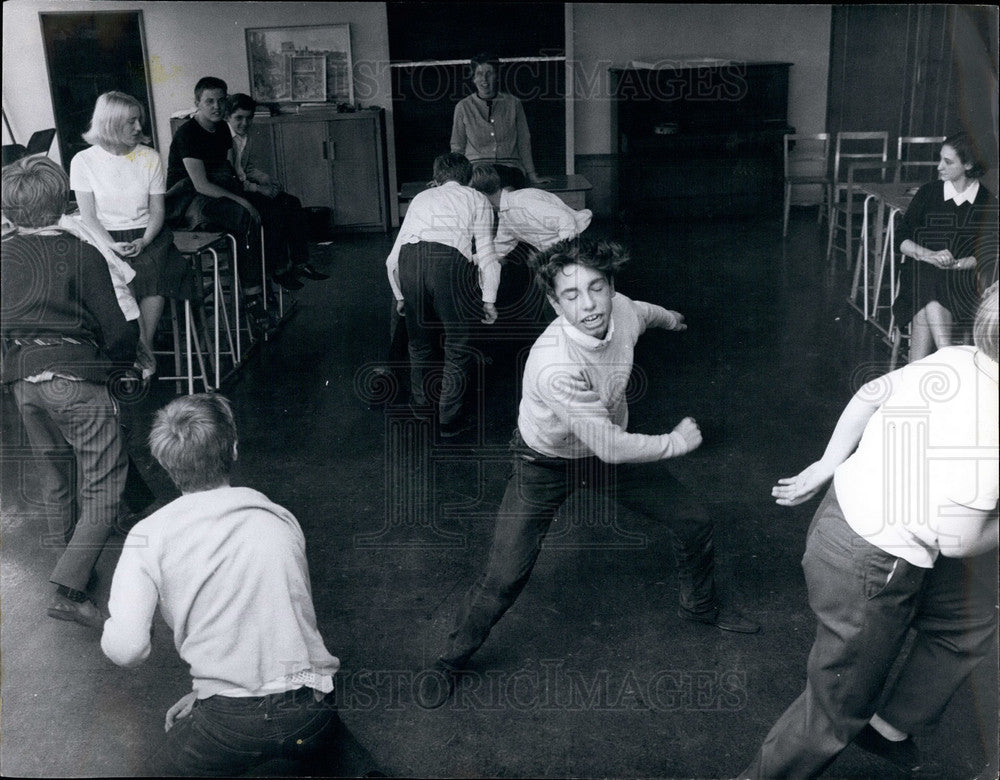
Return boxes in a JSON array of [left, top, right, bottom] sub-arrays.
[[450, 52, 547, 190]]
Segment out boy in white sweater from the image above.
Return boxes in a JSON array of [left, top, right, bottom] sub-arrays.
[[101, 394, 376, 776], [421, 238, 759, 708]]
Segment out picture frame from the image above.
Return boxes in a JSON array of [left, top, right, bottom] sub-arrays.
[[246, 24, 353, 104]]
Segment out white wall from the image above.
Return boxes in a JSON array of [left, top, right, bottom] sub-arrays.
[[2, 0, 399, 223], [571, 3, 832, 155]]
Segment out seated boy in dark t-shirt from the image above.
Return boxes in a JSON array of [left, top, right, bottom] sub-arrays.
[[166, 76, 272, 335]]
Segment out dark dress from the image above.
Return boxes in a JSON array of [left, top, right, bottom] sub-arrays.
[[892, 180, 998, 327]]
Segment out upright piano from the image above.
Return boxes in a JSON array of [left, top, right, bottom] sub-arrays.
[[611, 61, 793, 220]]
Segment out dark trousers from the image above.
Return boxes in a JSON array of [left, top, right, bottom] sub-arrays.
[[185, 195, 262, 289], [245, 191, 310, 273], [398, 241, 479, 425], [878, 550, 998, 732], [12, 378, 126, 592], [441, 430, 717, 667], [151, 688, 378, 777], [745, 484, 996, 778]]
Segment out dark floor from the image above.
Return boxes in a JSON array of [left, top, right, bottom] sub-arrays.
[[1, 210, 996, 779]]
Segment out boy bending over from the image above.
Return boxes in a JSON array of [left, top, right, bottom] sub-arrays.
[[385, 152, 501, 437], [101, 394, 378, 776]]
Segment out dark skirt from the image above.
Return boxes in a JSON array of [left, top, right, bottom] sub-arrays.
[[108, 227, 199, 301], [892, 259, 979, 328]]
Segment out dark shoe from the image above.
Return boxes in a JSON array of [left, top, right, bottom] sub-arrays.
[[47, 595, 106, 629], [415, 659, 459, 709], [678, 604, 760, 634], [296, 263, 330, 281], [853, 724, 936, 774], [439, 417, 473, 439], [245, 298, 275, 339], [272, 268, 304, 291]]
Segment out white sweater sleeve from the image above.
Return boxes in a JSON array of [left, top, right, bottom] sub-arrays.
[[543, 368, 693, 464], [101, 540, 159, 668]]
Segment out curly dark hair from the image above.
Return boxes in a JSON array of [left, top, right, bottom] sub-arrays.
[[528, 238, 630, 296]]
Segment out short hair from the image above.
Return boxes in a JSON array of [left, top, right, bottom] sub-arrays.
[[943, 131, 987, 179], [149, 394, 238, 492], [470, 51, 500, 77], [194, 76, 228, 102], [1, 155, 69, 228], [469, 164, 502, 196], [81, 91, 149, 150], [226, 93, 256, 117], [433, 152, 472, 185], [974, 281, 999, 362], [528, 237, 630, 297]]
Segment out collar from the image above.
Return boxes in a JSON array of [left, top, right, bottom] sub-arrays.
[[562, 315, 616, 350], [499, 189, 512, 212], [943, 179, 979, 205]]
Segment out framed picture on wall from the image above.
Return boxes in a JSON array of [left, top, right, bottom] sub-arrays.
[[246, 24, 353, 105]]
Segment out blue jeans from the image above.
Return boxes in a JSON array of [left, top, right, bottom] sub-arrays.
[[441, 430, 717, 667], [152, 687, 372, 777], [747, 484, 930, 778], [398, 242, 479, 425], [12, 378, 126, 592]]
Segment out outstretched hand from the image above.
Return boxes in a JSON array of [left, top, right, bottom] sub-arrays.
[[663, 310, 687, 331], [772, 461, 834, 506]]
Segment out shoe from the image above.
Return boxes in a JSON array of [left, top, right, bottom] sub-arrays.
[[439, 417, 473, 438], [853, 724, 936, 774], [678, 604, 760, 634], [415, 659, 459, 709], [272, 268, 304, 291], [245, 298, 275, 339], [47, 594, 106, 629], [296, 263, 330, 281]]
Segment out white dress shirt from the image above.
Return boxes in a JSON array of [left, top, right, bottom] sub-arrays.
[[495, 188, 593, 256], [385, 180, 501, 303]]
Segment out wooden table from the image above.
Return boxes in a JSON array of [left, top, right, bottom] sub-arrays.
[[399, 174, 593, 213], [849, 182, 919, 338]]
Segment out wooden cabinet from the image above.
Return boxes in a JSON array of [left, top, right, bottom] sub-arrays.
[[251, 108, 390, 232], [611, 63, 792, 220]]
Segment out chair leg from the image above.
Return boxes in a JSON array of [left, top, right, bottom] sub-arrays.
[[782, 182, 791, 237], [826, 204, 836, 262], [169, 299, 183, 395]]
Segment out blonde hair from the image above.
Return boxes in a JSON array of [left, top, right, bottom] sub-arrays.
[[974, 282, 999, 362], [149, 394, 238, 492], [1, 155, 69, 228], [82, 91, 149, 151]]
